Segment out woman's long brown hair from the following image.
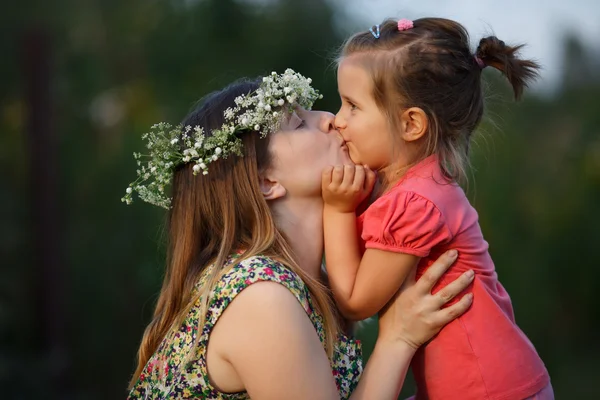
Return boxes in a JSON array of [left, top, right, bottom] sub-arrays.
[[129, 80, 340, 388]]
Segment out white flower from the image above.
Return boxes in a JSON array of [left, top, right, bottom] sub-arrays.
[[125, 69, 322, 209], [307, 78, 312, 84]]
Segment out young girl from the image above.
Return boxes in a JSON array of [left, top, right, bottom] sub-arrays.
[[322, 18, 553, 400]]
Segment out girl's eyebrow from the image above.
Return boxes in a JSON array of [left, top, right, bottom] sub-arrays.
[[340, 93, 361, 105]]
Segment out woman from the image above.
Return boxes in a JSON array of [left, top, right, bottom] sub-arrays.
[[124, 70, 475, 399]]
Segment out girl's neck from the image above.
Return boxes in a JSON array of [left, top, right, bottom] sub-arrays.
[[378, 160, 412, 193], [376, 153, 434, 198], [270, 196, 324, 280]]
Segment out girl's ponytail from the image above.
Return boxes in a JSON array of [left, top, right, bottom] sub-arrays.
[[476, 36, 540, 99]]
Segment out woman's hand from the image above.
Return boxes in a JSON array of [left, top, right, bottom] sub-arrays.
[[377, 250, 474, 349]]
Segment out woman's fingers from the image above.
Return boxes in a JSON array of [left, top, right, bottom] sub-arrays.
[[435, 292, 473, 326], [415, 250, 458, 295], [433, 269, 474, 307], [399, 265, 417, 291]]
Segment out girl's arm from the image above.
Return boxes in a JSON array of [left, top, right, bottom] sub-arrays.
[[212, 251, 473, 400], [322, 165, 420, 320]]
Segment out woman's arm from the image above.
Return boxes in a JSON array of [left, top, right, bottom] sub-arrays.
[[211, 251, 473, 400], [212, 282, 339, 399], [216, 281, 413, 400]]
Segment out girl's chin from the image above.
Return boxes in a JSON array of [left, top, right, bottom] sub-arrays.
[[342, 150, 357, 165]]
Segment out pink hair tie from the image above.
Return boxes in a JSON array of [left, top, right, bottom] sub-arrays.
[[474, 56, 486, 69], [397, 19, 414, 31]]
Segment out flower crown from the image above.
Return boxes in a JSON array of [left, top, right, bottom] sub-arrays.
[[121, 69, 322, 209]]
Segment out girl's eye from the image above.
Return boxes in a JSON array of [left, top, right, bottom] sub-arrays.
[[348, 102, 357, 111]]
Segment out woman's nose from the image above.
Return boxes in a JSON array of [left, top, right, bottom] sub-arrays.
[[319, 111, 337, 134]]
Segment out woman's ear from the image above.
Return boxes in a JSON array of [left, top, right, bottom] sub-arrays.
[[399, 107, 428, 142], [260, 177, 287, 200]]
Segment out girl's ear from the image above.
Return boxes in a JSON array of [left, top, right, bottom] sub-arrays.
[[399, 107, 428, 142]]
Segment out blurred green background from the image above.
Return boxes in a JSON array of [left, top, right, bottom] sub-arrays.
[[2, 0, 599, 398]]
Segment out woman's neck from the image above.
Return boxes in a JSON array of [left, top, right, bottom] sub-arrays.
[[271, 196, 324, 279]]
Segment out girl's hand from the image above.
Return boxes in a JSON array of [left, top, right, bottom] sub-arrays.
[[322, 165, 376, 213], [377, 250, 474, 349]]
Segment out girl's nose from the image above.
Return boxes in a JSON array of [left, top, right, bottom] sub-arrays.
[[334, 110, 346, 131]]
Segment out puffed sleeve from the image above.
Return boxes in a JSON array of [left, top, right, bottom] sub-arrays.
[[361, 190, 452, 257]]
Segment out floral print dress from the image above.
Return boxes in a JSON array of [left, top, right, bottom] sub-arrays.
[[128, 255, 363, 399]]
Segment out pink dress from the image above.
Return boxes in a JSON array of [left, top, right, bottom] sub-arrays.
[[357, 155, 551, 400]]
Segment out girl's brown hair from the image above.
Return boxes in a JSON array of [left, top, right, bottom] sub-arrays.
[[339, 17, 540, 183], [129, 79, 340, 387]]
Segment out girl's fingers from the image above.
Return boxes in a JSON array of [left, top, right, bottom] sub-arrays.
[[364, 166, 377, 193], [342, 165, 356, 187], [321, 166, 333, 184], [332, 165, 345, 185], [352, 166, 366, 191]]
